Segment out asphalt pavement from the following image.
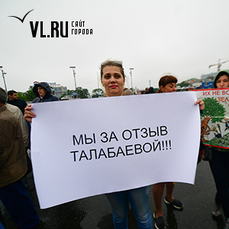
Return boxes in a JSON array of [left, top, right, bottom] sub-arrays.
[[0, 161, 226, 229]]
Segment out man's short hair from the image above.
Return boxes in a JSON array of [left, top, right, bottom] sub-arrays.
[[8, 90, 17, 96], [0, 87, 7, 104]]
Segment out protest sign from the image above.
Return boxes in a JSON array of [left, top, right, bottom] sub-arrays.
[[31, 91, 200, 209], [194, 88, 229, 149]]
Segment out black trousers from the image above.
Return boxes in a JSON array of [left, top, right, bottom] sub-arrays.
[[209, 149, 229, 218]]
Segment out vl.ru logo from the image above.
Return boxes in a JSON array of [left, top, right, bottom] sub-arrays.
[[9, 9, 94, 38], [30, 21, 69, 38]]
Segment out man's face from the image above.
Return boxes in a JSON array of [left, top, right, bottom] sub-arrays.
[[8, 93, 18, 101]]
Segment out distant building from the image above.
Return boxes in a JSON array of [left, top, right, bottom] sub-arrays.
[[179, 73, 216, 90], [185, 78, 199, 84], [201, 72, 216, 80], [192, 80, 202, 88], [48, 82, 68, 98]]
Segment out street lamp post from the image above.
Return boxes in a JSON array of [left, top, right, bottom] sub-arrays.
[[70, 66, 77, 91], [129, 68, 134, 89], [0, 66, 7, 92]]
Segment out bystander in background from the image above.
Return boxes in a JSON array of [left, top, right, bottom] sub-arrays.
[[122, 88, 134, 96], [0, 87, 40, 229], [32, 82, 58, 103], [7, 90, 27, 114]]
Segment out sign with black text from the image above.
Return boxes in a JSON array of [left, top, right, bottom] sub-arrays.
[[31, 92, 200, 209]]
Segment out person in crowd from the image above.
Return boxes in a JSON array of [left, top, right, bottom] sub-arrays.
[[32, 82, 59, 103], [0, 87, 40, 229], [122, 87, 134, 96], [148, 87, 154, 94], [100, 60, 153, 229], [153, 75, 205, 229], [24, 60, 153, 229], [209, 69, 229, 229], [7, 90, 27, 114]]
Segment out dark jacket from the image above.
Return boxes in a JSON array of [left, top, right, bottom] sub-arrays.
[[32, 82, 59, 103], [7, 98, 27, 114], [148, 87, 154, 94]]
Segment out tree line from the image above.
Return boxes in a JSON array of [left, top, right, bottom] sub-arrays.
[[17, 86, 104, 101]]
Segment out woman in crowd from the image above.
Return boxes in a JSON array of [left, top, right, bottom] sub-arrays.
[[153, 75, 205, 229], [210, 69, 229, 229], [24, 60, 153, 229], [100, 60, 153, 229]]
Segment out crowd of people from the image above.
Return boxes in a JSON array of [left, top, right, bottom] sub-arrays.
[[0, 60, 229, 229]]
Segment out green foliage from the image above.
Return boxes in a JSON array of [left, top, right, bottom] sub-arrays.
[[17, 92, 26, 101], [17, 86, 36, 101], [60, 88, 90, 99], [201, 97, 226, 123], [177, 82, 189, 87], [17, 86, 90, 100], [92, 88, 104, 98], [76, 87, 90, 99], [67, 89, 75, 95]]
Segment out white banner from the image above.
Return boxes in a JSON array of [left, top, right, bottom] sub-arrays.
[[31, 91, 200, 209]]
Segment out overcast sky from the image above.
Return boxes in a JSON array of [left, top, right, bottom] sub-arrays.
[[1, 0, 229, 93]]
